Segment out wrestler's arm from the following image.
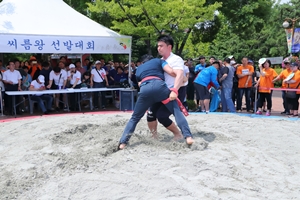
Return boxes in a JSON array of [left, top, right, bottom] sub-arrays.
[[173, 69, 184, 90], [163, 64, 176, 77]]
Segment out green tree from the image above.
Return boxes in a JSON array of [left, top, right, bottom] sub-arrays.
[[63, 0, 90, 15], [206, 0, 273, 37], [88, 0, 221, 56], [207, 0, 300, 62]]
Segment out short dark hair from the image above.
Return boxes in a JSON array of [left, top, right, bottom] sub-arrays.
[[224, 58, 231, 64], [262, 59, 272, 68], [22, 66, 29, 70], [75, 60, 81, 65], [212, 61, 220, 68], [210, 56, 216, 60], [116, 66, 124, 71], [42, 62, 49, 68], [199, 56, 205, 60], [140, 54, 154, 63], [83, 71, 91, 76], [242, 56, 249, 60], [157, 35, 174, 49], [58, 61, 65, 66], [53, 66, 61, 73], [14, 59, 20, 63], [60, 56, 67, 60]]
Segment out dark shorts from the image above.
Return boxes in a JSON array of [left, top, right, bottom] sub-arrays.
[[194, 83, 210, 100]]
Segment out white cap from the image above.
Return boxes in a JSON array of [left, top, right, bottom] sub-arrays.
[[95, 60, 101, 65], [258, 58, 267, 65], [69, 64, 75, 69], [38, 75, 45, 83], [230, 60, 236, 65]]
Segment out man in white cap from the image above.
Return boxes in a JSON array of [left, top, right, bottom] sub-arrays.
[[29, 75, 53, 114], [90, 60, 109, 109]]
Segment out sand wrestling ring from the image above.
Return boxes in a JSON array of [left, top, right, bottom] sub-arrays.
[[0, 111, 299, 199]]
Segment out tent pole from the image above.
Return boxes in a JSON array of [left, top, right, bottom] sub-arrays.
[[0, 87, 4, 117], [128, 52, 133, 88]]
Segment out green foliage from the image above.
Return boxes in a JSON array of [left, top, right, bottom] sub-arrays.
[[206, 0, 273, 37], [2, 0, 299, 62], [88, 0, 221, 56], [187, 99, 197, 111], [206, 1, 300, 62], [63, 0, 91, 15]]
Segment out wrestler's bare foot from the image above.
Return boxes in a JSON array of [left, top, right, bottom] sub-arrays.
[[186, 137, 194, 145], [118, 143, 126, 150]]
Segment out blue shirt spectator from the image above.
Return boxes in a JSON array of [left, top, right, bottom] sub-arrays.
[[194, 63, 207, 73], [194, 64, 220, 88], [114, 67, 127, 83]]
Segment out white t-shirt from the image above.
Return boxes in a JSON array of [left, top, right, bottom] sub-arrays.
[[49, 70, 67, 86], [183, 65, 189, 86], [163, 53, 185, 88], [3, 70, 22, 84], [30, 80, 45, 96], [67, 71, 82, 85], [91, 68, 106, 83]]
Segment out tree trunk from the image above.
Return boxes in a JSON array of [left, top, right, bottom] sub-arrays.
[[177, 31, 191, 57], [145, 38, 152, 55], [175, 43, 179, 56]]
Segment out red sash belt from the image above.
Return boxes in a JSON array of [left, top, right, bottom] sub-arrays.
[[140, 76, 189, 116], [140, 76, 161, 84], [161, 88, 189, 116]]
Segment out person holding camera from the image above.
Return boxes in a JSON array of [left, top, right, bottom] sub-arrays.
[[67, 64, 82, 111], [254, 59, 278, 116], [28, 56, 42, 80], [90, 60, 109, 109], [47, 66, 68, 111]]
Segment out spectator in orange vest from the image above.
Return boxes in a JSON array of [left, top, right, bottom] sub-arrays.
[[255, 59, 278, 116], [28, 56, 42, 80]]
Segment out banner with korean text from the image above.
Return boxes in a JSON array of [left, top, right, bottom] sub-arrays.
[[0, 34, 131, 54], [291, 28, 300, 54]]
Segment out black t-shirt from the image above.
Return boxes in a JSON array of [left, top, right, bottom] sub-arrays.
[[188, 66, 196, 80]]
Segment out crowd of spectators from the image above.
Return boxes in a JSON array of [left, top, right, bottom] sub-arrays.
[[0, 56, 140, 115], [1, 54, 299, 117], [185, 55, 300, 117]]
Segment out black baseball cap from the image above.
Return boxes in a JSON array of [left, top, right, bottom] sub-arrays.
[[291, 62, 299, 67]]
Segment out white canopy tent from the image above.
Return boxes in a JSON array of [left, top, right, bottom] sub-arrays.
[[0, 0, 132, 56]]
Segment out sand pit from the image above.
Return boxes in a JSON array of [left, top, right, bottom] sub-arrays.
[[0, 113, 299, 199]]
